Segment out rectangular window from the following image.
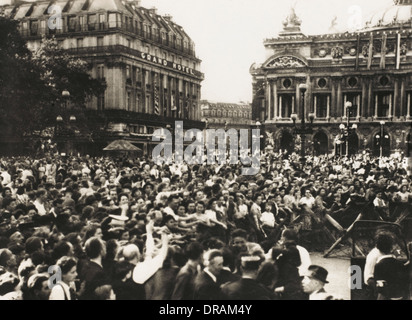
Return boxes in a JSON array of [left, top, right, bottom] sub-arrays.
[[97, 36, 104, 47], [108, 13, 117, 28], [126, 66, 131, 79], [377, 93, 391, 117], [145, 95, 151, 113], [345, 93, 360, 118], [136, 94, 141, 112], [79, 16, 85, 30], [68, 16, 77, 31], [127, 91, 131, 111], [88, 14, 97, 30], [97, 65, 104, 79], [279, 94, 293, 118], [40, 20, 46, 34], [99, 14, 106, 23], [315, 94, 328, 118], [30, 20, 38, 36], [98, 93, 105, 110], [136, 68, 142, 86]]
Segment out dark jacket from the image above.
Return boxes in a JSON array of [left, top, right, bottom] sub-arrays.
[[78, 260, 106, 300], [193, 270, 223, 300], [171, 263, 197, 300], [145, 267, 179, 300], [374, 255, 408, 300], [221, 278, 274, 300], [112, 279, 145, 300]]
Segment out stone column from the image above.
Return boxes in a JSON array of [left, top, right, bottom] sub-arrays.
[[361, 78, 367, 118], [267, 81, 271, 121], [337, 80, 342, 118], [400, 77, 406, 118], [292, 96, 295, 116], [327, 95, 330, 119], [389, 93, 392, 119], [375, 94, 378, 118], [331, 80, 336, 118], [273, 82, 277, 120], [357, 95, 361, 118], [368, 79, 373, 119], [314, 95, 317, 118], [278, 96, 282, 119], [393, 78, 399, 118], [407, 93, 411, 119]]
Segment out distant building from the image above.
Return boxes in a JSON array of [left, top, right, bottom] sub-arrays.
[[199, 100, 252, 129], [1, 0, 204, 155], [250, 1, 412, 157]]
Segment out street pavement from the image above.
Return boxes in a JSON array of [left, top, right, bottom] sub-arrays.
[[310, 252, 351, 300]]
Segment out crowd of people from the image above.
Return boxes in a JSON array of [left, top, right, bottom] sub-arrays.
[[0, 149, 410, 300]]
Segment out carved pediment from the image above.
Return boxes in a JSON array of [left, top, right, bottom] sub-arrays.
[[266, 56, 307, 68]]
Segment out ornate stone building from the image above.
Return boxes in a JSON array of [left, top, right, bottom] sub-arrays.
[[199, 100, 252, 129], [250, 1, 412, 157], [2, 0, 204, 155]]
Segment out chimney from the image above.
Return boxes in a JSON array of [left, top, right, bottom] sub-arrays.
[[126, 0, 141, 7], [148, 6, 157, 15], [164, 14, 173, 22]]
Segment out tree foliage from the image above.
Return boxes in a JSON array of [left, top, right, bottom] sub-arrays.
[[0, 16, 106, 142]]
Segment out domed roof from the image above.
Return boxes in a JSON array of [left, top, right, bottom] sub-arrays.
[[365, 1, 412, 28]]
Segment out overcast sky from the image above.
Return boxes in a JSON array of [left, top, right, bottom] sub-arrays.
[[141, 0, 394, 103]]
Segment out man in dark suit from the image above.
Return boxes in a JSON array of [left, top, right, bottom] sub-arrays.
[[193, 250, 224, 300], [221, 255, 274, 300], [78, 237, 108, 300], [171, 241, 203, 300]]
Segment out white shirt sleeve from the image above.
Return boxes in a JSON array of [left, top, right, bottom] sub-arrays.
[[364, 248, 379, 285]]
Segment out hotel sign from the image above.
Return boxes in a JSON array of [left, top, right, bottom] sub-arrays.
[[140, 52, 202, 78]]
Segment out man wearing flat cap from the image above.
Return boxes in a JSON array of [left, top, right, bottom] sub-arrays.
[[301, 265, 330, 300]]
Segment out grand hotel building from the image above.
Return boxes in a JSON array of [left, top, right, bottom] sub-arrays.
[[251, 0, 412, 157], [1, 0, 204, 155]]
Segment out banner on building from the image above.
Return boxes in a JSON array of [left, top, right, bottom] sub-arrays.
[[396, 33, 401, 69], [154, 73, 160, 115], [367, 32, 373, 70], [380, 33, 387, 69]]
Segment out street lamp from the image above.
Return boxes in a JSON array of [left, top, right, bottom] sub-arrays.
[[379, 121, 385, 158], [345, 101, 352, 155], [55, 90, 77, 156], [290, 84, 313, 165]]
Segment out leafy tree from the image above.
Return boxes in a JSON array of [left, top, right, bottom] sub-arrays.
[[0, 16, 106, 153]]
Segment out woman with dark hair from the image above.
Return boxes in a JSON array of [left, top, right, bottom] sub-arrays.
[[49, 256, 79, 300]]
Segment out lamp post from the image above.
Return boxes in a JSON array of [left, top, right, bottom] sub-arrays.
[[290, 84, 313, 165], [345, 101, 352, 155], [379, 121, 385, 158], [55, 90, 77, 156]]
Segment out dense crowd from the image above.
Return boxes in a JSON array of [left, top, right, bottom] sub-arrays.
[[0, 150, 410, 300]]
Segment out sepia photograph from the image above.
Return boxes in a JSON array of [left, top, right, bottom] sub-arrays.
[[0, 0, 411, 307]]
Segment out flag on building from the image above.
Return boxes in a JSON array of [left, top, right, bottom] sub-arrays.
[[380, 33, 387, 69], [355, 32, 360, 70], [396, 33, 401, 69], [171, 95, 176, 111], [154, 73, 160, 115], [367, 32, 373, 70]]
